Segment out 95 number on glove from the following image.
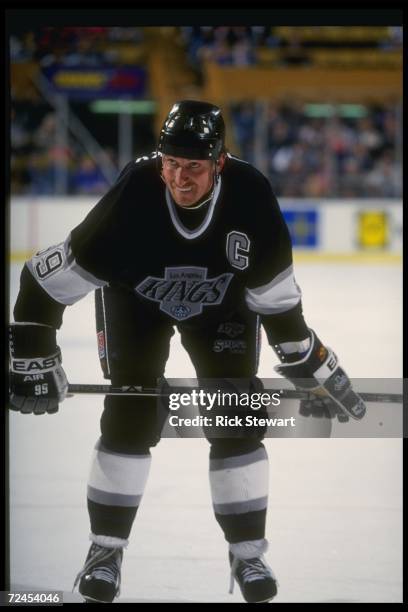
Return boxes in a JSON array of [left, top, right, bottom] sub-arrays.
[[10, 351, 68, 415]]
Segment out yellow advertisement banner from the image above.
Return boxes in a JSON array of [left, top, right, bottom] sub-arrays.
[[358, 211, 389, 249]]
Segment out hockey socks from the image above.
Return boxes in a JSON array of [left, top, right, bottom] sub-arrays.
[[209, 443, 269, 542], [87, 437, 152, 539]]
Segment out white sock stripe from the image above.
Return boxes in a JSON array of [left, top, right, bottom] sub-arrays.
[[88, 448, 151, 497], [209, 458, 269, 505], [229, 538, 268, 560], [90, 533, 129, 549]]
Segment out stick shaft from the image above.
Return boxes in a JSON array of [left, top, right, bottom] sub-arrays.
[[67, 384, 403, 404]]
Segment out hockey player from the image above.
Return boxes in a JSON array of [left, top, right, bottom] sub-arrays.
[[9, 100, 365, 604]]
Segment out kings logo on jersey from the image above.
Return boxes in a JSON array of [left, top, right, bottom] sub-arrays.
[[135, 267, 233, 321]]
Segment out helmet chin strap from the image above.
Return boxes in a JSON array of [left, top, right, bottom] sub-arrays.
[[187, 190, 213, 210]]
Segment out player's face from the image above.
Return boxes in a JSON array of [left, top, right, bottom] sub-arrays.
[[161, 155, 217, 207]]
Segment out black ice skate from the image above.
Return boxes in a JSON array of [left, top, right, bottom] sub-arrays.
[[229, 551, 278, 603], [73, 543, 123, 603]]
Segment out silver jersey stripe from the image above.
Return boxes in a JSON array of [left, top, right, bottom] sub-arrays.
[[226, 152, 249, 165], [165, 177, 222, 240], [210, 447, 267, 472], [87, 485, 142, 508], [245, 265, 302, 314], [27, 235, 107, 305], [213, 495, 268, 516]]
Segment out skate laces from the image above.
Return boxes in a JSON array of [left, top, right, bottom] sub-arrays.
[[72, 544, 122, 595], [229, 556, 273, 595]]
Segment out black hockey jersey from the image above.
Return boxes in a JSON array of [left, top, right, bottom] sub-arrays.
[[14, 154, 309, 344]]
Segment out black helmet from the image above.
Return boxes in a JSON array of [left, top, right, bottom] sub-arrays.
[[158, 100, 225, 161]]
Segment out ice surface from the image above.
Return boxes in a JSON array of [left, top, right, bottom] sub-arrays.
[[8, 261, 403, 602]]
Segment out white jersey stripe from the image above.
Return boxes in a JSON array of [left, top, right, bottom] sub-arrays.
[[26, 235, 107, 306], [245, 265, 302, 314]]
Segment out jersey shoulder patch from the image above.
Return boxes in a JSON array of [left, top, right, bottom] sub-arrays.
[[133, 151, 160, 166], [116, 153, 159, 185]]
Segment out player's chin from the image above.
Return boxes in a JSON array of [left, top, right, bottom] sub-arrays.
[[173, 190, 198, 207]]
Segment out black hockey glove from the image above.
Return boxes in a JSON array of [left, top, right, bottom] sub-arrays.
[[299, 396, 350, 423], [9, 323, 68, 414], [274, 329, 366, 422]]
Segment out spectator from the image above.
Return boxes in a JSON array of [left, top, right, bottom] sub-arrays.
[[364, 150, 400, 197], [71, 155, 110, 195], [356, 116, 383, 154], [231, 102, 256, 164], [231, 102, 401, 198], [62, 34, 105, 67], [9, 24, 401, 199], [32, 112, 57, 151], [26, 151, 57, 195]]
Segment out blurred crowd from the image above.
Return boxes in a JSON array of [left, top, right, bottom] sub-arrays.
[[10, 26, 145, 67], [11, 101, 116, 195], [11, 25, 402, 69], [231, 101, 401, 198], [11, 98, 401, 198], [10, 26, 402, 198], [179, 26, 403, 77]]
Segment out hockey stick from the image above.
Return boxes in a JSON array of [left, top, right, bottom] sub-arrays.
[[67, 384, 403, 404]]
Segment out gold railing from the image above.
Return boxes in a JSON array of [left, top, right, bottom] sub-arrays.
[[202, 61, 402, 105]]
